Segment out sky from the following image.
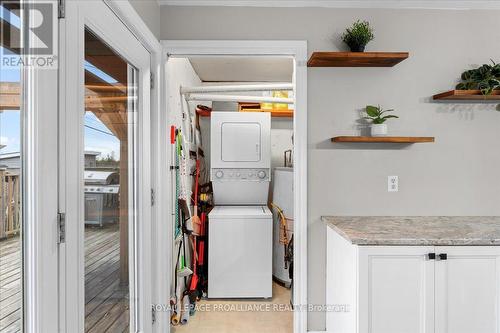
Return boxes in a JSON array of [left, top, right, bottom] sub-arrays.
[[0, 58, 120, 158], [1, 43, 120, 160], [0, 52, 22, 154], [1, 5, 21, 154], [1, 4, 121, 160], [83, 61, 120, 160]]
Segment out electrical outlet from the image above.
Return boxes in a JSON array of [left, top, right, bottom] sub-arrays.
[[388, 176, 399, 192]]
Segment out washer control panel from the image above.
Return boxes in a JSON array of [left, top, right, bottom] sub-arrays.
[[211, 168, 270, 181]]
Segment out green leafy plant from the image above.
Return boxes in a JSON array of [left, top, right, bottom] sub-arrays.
[[363, 105, 399, 124], [456, 60, 500, 95], [341, 20, 375, 52]]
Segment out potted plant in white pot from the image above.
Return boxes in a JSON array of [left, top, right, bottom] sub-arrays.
[[363, 105, 398, 136]]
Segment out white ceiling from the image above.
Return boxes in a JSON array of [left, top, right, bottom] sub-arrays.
[[188, 56, 293, 82], [158, 0, 500, 10]]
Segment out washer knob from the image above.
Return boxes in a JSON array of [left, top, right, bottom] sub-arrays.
[[215, 170, 224, 179], [258, 170, 266, 179]]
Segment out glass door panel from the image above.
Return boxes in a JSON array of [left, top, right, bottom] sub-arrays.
[[0, 1, 23, 332], [62, 1, 151, 331], [83, 28, 137, 333]]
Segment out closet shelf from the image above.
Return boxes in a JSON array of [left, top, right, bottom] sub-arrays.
[[238, 102, 293, 118], [239, 109, 293, 117], [332, 136, 435, 143], [307, 52, 409, 67], [196, 109, 293, 118], [433, 90, 500, 101]]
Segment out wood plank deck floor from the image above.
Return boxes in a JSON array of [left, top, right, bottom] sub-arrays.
[[0, 225, 129, 333]]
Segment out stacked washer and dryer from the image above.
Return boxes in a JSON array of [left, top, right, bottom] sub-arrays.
[[208, 112, 273, 298]]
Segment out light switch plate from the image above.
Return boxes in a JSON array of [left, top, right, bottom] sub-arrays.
[[388, 176, 399, 192]]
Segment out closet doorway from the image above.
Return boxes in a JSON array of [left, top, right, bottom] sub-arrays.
[[158, 41, 307, 333]]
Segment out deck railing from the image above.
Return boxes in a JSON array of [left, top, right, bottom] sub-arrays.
[[0, 170, 20, 239]]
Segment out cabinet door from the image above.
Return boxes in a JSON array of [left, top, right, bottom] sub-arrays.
[[435, 247, 500, 333], [358, 246, 435, 333]]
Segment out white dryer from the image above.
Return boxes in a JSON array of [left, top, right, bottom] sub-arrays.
[[208, 206, 272, 298], [210, 112, 271, 205]]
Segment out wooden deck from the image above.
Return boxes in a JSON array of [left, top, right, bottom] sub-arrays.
[[0, 233, 21, 333], [0, 225, 129, 333]]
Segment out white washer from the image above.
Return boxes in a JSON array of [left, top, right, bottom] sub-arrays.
[[208, 206, 272, 298]]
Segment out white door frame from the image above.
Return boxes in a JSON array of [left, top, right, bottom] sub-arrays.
[[22, 1, 60, 332], [59, 0, 153, 331], [100, 2, 165, 332], [159, 40, 308, 333]]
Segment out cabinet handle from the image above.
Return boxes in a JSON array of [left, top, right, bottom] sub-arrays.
[[427, 253, 436, 260], [438, 253, 448, 260]]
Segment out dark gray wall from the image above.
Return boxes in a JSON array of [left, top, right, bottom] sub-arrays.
[[159, 6, 500, 330]]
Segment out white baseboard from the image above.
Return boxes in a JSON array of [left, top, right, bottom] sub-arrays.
[[308, 331, 327, 333]]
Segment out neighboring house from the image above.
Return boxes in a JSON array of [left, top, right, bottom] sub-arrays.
[[84, 151, 100, 168], [0, 152, 21, 239], [0, 152, 20, 175], [0, 151, 102, 173]]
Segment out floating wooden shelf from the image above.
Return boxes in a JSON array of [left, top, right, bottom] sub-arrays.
[[307, 52, 409, 67], [332, 136, 435, 143], [433, 90, 500, 100]]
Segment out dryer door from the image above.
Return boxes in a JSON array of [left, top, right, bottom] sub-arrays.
[[222, 122, 261, 162], [211, 112, 271, 169]]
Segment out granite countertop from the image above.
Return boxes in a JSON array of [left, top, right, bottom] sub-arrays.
[[322, 216, 500, 246]]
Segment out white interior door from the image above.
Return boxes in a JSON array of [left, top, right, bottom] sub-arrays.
[[60, 1, 151, 332]]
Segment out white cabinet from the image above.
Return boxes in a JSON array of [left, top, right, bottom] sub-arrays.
[[435, 247, 500, 333], [326, 228, 500, 333], [358, 246, 435, 333]]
